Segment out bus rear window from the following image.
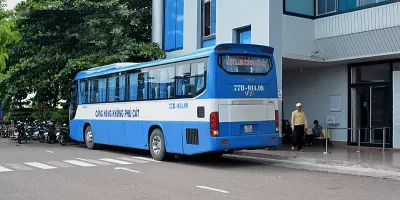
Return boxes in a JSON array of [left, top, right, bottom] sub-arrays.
[[218, 55, 272, 74]]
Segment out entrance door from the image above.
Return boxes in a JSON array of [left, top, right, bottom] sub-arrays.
[[370, 86, 390, 144], [351, 86, 391, 145]]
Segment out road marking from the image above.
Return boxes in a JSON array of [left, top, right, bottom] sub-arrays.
[[25, 162, 57, 169], [63, 160, 96, 167], [5, 164, 34, 171], [131, 156, 162, 163], [45, 150, 54, 153], [76, 158, 115, 166], [0, 166, 13, 172], [114, 167, 140, 173], [196, 186, 230, 194], [117, 157, 148, 164], [46, 161, 75, 168], [99, 158, 132, 165]]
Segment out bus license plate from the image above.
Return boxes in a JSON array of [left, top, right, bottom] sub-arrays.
[[244, 125, 253, 133]]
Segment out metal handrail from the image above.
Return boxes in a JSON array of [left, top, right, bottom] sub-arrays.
[[325, 126, 390, 153]]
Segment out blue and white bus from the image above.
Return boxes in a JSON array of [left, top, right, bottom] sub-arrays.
[[68, 43, 279, 161]]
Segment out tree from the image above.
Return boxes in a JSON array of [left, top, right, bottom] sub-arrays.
[[1, 0, 165, 109], [0, 0, 19, 72]]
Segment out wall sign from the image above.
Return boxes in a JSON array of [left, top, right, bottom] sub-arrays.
[[330, 95, 341, 112]]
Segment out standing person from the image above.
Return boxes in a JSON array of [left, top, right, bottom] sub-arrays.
[[291, 103, 308, 152]]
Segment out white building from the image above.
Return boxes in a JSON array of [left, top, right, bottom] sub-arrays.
[[152, 0, 400, 149]]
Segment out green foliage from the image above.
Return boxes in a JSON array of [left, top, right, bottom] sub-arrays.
[[0, 0, 165, 110], [0, 0, 20, 72], [31, 109, 68, 125], [3, 108, 35, 122]]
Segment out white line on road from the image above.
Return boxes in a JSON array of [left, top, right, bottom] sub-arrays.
[[5, 164, 34, 171], [45, 150, 54, 153], [196, 186, 230, 194], [99, 158, 132, 165], [63, 160, 96, 167], [117, 157, 148, 164], [114, 167, 140, 173], [0, 166, 13, 172], [76, 158, 115, 166], [46, 161, 75, 168], [25, 162, 57, 169], [131, 156, 162, 163]]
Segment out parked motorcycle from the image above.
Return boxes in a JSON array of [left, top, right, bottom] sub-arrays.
[[43, 120, 57, 144], [16, 121, 28, 144], [56, 124, 70, 146]]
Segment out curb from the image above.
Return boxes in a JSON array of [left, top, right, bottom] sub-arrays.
[[232, 150, 400, 176]]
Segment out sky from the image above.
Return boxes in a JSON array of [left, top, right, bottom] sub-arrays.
[[5, 0, 23, 10]]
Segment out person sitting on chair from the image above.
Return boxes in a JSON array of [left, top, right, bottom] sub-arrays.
[[282, 120, 293, 144], [305, 120, 323, 146]]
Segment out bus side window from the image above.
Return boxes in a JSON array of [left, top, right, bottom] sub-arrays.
[[97, 78, 107, 103], [108, 76, 117, 102], [190, 62, 206, 94], [128, 73, 139, 101], [176, 63, 190, 96], [80, 80, 87, 104], [161, 65, 175, 99]]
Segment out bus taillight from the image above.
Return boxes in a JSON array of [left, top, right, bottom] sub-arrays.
[[275, 110, 279, 132], [216, 46, 230, 51], [210, 112, 219, 137]]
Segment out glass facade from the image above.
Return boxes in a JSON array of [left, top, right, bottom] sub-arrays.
[[285, 0, 314, 16], [164, 0, 184, 51], [284, 0, 393, 17]]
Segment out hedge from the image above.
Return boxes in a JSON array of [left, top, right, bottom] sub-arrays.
[[3, 108, 69, 125]]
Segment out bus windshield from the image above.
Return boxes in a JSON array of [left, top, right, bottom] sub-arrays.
[[219, 54, 272, 74]]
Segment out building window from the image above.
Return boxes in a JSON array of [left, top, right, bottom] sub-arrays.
[[318, 0, 337, 15], [164, 0, 184, 51], [351, 63, 391, 84], [237, 26, 251, 44], [203, 38, 216, 48], [202, 0, 216, 48], [360, 0, 386, 7], [285, 0, 314, 16], [203, 0, 216, 37]]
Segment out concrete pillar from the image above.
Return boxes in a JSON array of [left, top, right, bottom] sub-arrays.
[[269, 0, 283, 139], [152, 0, 164, 47]]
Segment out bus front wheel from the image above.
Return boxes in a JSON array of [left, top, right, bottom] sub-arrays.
[[85, 126, 96, 150], [149, 128, 167, 161]]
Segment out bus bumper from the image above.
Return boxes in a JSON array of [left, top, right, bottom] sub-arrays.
[[210, 133, 280, 152]]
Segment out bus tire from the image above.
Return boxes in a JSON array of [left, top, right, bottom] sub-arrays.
[[149, 128, 167, 161], [85, 126, 96, 150]]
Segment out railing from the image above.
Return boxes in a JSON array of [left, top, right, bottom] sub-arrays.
[[324, 127, 390, 154]]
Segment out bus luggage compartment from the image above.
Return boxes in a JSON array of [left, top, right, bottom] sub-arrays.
[[218, 104, 275, 136]]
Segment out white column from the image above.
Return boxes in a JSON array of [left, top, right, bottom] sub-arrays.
[[152, 0, 164, 47], [393, 71, 400, 149], [269, 0, 283, 139]]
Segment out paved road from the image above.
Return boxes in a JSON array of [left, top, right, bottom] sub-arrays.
[[1, 139, 400, 200]]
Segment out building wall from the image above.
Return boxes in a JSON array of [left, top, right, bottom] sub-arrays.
[[282, 65, 348, 142], [216, 0, 270, 44], [282, 15, 318, 61]]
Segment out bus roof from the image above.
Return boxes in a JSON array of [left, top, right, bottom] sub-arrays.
[[74, 43, 274, 80]]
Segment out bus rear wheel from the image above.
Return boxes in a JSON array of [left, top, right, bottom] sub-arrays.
[[149, 128, 167, 161], [85, 126, 96, 150]]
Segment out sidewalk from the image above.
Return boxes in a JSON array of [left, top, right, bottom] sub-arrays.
[[232, 145, 400, 181]]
